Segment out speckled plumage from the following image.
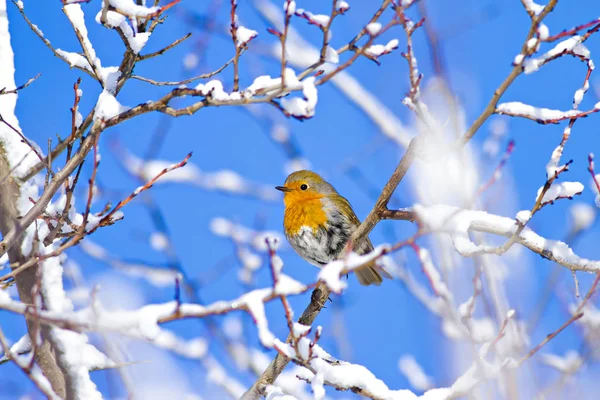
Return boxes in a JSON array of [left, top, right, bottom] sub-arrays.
[[277, 170, 387, 286]]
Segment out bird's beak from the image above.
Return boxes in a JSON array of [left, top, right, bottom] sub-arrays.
[[275, 186, 291, 192]]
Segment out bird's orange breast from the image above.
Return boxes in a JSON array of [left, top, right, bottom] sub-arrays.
[[283, 197, 328, 235]]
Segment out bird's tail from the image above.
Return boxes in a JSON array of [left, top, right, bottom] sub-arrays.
[[354, 262, 391, 286]]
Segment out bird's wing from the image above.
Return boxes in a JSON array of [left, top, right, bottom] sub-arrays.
[[332, 194, 374, 253], [332, 194, 392, 282]]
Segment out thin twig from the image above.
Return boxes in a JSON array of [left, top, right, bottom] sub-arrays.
[[457, 0, 559, 146], [139, 32, 192, 60], [0, 73, 41, 96]]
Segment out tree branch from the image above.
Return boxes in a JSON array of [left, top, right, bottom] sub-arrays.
[[241, 136, 420, 399], [0, 146, 66, 397], [457, 0, 558, 147]]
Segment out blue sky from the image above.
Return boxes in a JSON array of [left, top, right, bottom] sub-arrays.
[[4, 0, 600, 398]]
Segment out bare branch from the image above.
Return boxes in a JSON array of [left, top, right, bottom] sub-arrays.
[[0, 73, 41, 96]]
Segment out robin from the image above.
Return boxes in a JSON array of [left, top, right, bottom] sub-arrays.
[[275, 170, 389, 286]]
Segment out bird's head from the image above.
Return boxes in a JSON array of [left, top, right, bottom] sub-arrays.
[[275, 170, 337, 207]]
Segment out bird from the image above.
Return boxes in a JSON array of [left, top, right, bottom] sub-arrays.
[[275, 170, 389, 286]]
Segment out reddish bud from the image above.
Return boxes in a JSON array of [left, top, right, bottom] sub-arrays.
[[267, 27, 283, 38]]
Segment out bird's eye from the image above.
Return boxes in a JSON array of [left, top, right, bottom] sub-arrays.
[[300, 184, 308, 191]]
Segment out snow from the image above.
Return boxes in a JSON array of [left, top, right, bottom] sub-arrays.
[[569, 203, 596, 232], [16, 0, 23, 9], [244, 68, 304, 97], [496, 101, 579, 121], [311, 373, 325, 400], [515, 210, 532, 224], [275, 274, 307, 298], [234, 285, 299, 347], [293, 323, 311, 337], [398, 355, 433, 391], [195, 79, 239, 101], [107, 0, 159, 17], [56, 49, 92, 71], [546, 143, 566, 178], [366, 44, 387, 58], [64, 4, 103, 73], [281, 77, 318, 118], [4, 335, 31, 361], [264, 385, 297, 399], [236, 26, 258, 46], [124, 31, 150, 54], [524, 36, 585, 74], [538, 23, 549, 40], [366, 22, 382, 36], [365, 39, 399, 57], [296, 9, 330, 28], [75, 110, 83, 127], [573, 88, 585, 108], [291, 335, 451, 399], [513, 54, 524, 65], [284, 0, 296, 17], [283, 68, 302, 88], [0, 9, 116, 392], [98, 66, 121, 92], [94, 89, 130, 120], [537, 181, 584, 204], [318, 245, 388, 292], [336, 1, 350, 13], [96, 10, 151, 54], [37, 258, 103, 398], [325, 46, 339, 64], [45, 192, 108, 233], [245, 75, 280, 96], [573, 81, 589, 109], [413, 204, 600, 272], [255, 0, 411, 147], [573, 43, 590, 58], [522, 0, 544, 15]]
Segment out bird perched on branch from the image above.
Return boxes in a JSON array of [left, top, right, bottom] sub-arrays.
[[276, 170, 389, 286]]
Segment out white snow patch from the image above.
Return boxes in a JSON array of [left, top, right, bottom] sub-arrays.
[[497, 101, 579, 121], [107, 0, 159, 17], [524, 36, 585, 74], [94, 90, 130, 120], [281, 77, 318, 118], [366, 22, 382, 36], [325, 46, 339, 64], [237, 26, 258, 46], [522, 0, 544, 16], [515, 210, 531, 224], [365, 39, 399, 57], [284, 0, 296, 17], [538, 181, 584, 204]]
